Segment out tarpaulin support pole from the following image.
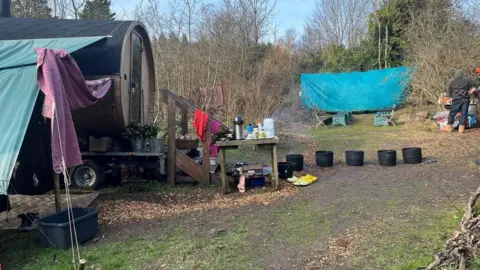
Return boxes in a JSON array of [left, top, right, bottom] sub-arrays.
[[54, 172, 61, 212], [77, 259, 86, 270]]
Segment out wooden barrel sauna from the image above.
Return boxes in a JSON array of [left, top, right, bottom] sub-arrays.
[[0, 18, 156, 137], [71, 21, 156, 136]]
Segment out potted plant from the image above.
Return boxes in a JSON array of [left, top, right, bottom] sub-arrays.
[[123, 121, 144, 152], [143, 123, 163, 153]]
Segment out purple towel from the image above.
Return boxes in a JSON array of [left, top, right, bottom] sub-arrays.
[[35, 48, 112, 173]]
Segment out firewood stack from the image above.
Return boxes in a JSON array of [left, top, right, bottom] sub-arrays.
[[426, 186, 480, 270]]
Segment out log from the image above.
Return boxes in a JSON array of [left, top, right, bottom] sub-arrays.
[[425, 186, 480, 269], [77, 259, 86, 270]]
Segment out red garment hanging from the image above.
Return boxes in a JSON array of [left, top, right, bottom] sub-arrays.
[[193, 109, 209, 141]]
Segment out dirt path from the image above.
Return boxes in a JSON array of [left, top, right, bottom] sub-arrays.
[[94, 159, 478, 269]]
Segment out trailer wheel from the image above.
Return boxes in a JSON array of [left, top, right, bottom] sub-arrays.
[[71, 160, 105, 190]]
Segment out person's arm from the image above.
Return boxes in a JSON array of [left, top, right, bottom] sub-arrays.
[[468, 78, 480, 94], [474, 78, 480, 93], [446, 84, 453, 97]]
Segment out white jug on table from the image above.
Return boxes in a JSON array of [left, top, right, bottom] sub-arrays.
[[263, 118, 275, 137]]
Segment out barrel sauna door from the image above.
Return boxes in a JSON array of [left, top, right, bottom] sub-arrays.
[[130, 32, 143, 123]]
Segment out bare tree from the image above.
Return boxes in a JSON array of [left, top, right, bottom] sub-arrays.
[[68, 0, 86, 19], [12, 0, 52, 18], [239, 0, 277, 44], [370, 0, 383, 68], [307, 0, 371, 48], [50, 0, 69, 18], [459, 0, 480, 30], [406, 0, 479, 106], [299, 23, 322, 53], [133, 0, 295, 123], [281, 28, 298, 49]]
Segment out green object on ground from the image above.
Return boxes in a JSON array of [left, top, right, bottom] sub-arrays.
[[333, 112, 349, 126]]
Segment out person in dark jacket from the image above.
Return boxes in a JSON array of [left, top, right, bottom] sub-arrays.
[[445, 69, 479, 133]]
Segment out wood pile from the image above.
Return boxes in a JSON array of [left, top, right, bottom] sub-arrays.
[[426, 186, 480, 270]]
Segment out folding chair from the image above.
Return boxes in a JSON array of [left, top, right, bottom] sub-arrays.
[[333, 112, 348, 126], [383, 105, 396, 128], [315, 110, 329, 129]]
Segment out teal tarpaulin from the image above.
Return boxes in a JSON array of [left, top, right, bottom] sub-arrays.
[[0, 36, 107, 196], [301, 66, 413, 112]]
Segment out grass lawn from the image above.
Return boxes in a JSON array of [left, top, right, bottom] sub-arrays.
[[352, 209, 462, 269], [1, 201, 332, 270], [0, 202, 461, 270], [1, 226, 255, 270]]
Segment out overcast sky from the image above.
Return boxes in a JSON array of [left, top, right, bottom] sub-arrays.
[[112, 0, 317, 37]]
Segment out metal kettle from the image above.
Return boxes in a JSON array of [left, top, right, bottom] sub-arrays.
[[233, 115, 245, 140]]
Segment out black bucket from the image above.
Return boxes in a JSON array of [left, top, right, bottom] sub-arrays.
[[346, 150, 364, 166], [286, 154, 304, 171], [402, 147, 422, 164], [378, 150, 397, 166], [278, 162, 295, 179], [316, 151, 334, 167]]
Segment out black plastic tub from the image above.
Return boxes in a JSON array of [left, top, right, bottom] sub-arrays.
[[36, 208, 99, 249], [402, 147, 422, 164], [278, 162, 295, 179], [316, 151, 334, 167], [286, 154, 304, 171], [378, 150, 397, 166], [345, 151, 364, 166]]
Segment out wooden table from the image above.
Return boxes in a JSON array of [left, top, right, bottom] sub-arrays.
[[216, 138, 279, 194]]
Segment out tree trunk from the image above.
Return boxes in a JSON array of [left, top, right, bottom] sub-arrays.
[[384, 24, 389, 68], [378, 22, 382, 69]]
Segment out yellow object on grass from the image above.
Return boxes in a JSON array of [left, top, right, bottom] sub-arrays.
[[288, 174, 318, 186], [293, 179, 309, 186], [303, 174, 317, 183]]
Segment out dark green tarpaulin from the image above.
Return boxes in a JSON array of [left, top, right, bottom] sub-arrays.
[[0, 36, 107, 196]]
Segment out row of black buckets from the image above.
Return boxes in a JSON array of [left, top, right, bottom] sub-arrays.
[[316, 147, 422, 167], [277, 148, 422, 179]]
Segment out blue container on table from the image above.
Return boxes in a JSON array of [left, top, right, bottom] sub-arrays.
[[247, 124, 254, 134]]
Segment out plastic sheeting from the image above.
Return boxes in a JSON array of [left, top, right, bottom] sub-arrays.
[[0, 37, 106, 197], [301, 66, 413, 112], [0, 37, 107, 69]]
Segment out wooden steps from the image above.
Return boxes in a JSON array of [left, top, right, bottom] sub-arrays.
[[162, 88, 224, 186]]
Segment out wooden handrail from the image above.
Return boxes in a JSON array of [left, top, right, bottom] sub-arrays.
[[160, 88, 195, 111], [160, 88, 227, 127]]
